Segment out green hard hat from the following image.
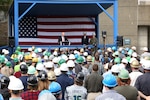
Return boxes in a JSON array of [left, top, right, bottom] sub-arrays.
[[118, 69, 129, 79], [128, 49, 133, 56], [114, 57, 121, 64], [76, 56, 84, 64], [16, 46, 21, 51], [126, 56, 131, 62], [27, 66, 36, 75], [14, 58, 19, 63], [6, 61, 12, 67], [14, 65, 20, 72], [34, 48, 38, 53], [0, 55, 5, 63], [58, 59, 66, 65]]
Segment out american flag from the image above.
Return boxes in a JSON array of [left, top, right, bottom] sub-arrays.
[[18, 16, 96, 46]]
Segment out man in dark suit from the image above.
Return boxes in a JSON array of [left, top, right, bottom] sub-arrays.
[[81, 32, 89, 45], [58, 32, 69, 45]]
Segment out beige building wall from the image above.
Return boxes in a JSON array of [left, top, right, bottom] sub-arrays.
[[99, 0, 138, 49]]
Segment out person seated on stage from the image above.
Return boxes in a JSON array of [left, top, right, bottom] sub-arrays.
[[82, 32, 89, 45], [58, 32, 69, 45]]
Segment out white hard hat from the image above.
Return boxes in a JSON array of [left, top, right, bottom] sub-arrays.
[[8, 77, 24, 90], [121, 58, 128, 64], [45, 62, 54, 68], [52, 57, 58, 63], [129, 58, 137, 63], [61, 55, 68, 61], [4, 50, 9, 55], [69, 54, 75, 60], [83, 52, 88, 57], [111, 65, 120, 73], [36, 63, 44, 70], [2, 49, 6, 53], [60, 63, 68, 71], [28, 48, 32, 52], [132, 52, 137, 57], [107, 47, 112, 52], [142, 60, 150, 70], [118, 47, 123, 52], [142, 47, 148, 52], [74, 50, 78, 54], [54, 68, 61, 76], [53, 51, 58, 56], [67, 60, 75, 68], [43, 56, 48, 60], [38, 48, 42, 53], [49, 55, 54, 61], [131, 46, 136, 51]]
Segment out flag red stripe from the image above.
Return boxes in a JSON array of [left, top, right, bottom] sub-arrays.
[[38, 35, 93, 39], [19, 42, 82, 45], [37, 29, 95, 32], [37, 22, 94, 25]]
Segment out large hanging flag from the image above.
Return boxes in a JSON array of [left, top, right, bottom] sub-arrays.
[[18, 16, 95, 46]]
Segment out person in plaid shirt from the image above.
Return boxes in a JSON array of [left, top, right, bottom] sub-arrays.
[[21, 75, 40, 100]]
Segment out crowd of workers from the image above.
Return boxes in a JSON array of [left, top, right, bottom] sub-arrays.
[[0, 45, 150, 100]]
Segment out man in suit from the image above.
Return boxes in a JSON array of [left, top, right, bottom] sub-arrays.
[[58, 32, 69, 45], [82, 32, 89, 45]]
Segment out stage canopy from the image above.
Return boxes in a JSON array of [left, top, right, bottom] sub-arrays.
[[8, 0, 118, 49]]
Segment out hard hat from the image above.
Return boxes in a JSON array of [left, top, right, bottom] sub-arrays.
[[114, 57, 121, 64], [118, 69, 129, 79], [67, 60, 75, 68], [52, 57, 58, 63], [37, 48, 42, 53], [49, 55, 54, 61], [37, 70, 48, 81], [38, 90, 56, 100], [45, 62, 54, 68], [27, 66, 36, 75], [111, 65, 120, 73], [49, 81, 61, 95], [121, 58, 128, 64], [130, 59, 140, 68], [20, 64, 28, 74], [48, 71, 56, 81], [8, 77, 24, 90], [0, 56, 5, 64], [76, 56, 84, 64], [142, 60, 150, 70], [76, 72, 84, 82], [27, 75, 38, 86], [54, 68, 61, 76], [132, 52, 137, 57], [2, 49, 6, 54], [114, 51, 119, 56], [0, 76, 10, 86], [83, 52, 88, 57], [69, 54, 75, 60], [80, 48, 84, 53], [53, 51, 58, 56], [142, 47, 148, 52], [102, 74, 117, 87], [4, 50, 9, 55], [118, 47, 123, 52], [36, 63, 44, 71], [61, 55, 68, 61], [112, 46, 117, 51], [128, 49, 133, 56], [43, 56, 48, 60], [129, 58, 136, 63], [107, 47, 112, 52], [16, 46, 21, 51], [58, 59, 66, 65], [28, 48, 32, 52], [6, 61, 12, 67], [60, 63, 68, 72], [13, 58, 19, 63], [87, 55, 92, 62], [131, 46, 136, 51], [32, 57, 38, 63]]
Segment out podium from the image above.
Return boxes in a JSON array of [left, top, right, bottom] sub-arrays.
[[60, 41, 70, 45]]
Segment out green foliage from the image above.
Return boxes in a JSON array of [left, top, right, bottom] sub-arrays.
[[0, 0, 13, 12]]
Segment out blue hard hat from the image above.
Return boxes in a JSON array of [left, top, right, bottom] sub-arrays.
[[49, 82, 61, 95], [102, 74, 117, 87], [112, 46, 116, 51]]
